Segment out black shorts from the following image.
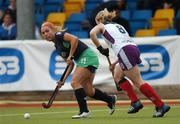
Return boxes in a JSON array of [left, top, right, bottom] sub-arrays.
[[86, 66, 97, 73]]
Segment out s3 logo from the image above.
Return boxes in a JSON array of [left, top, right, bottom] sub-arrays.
[[0, 48, 24, 83], [49, 50, 72, 82], [138, 45, 170, 80]]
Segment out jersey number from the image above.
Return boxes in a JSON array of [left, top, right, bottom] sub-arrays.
[[116, 25, 126, 34]]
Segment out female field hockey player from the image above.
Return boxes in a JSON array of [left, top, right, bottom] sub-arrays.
[[89, 8, 170, 118], [41, 22, 117, 119]]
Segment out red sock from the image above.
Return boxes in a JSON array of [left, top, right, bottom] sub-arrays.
[[140, 83, 164, 107], [119, 79, 139, 103]]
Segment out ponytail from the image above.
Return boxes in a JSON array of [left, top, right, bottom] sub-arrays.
[[95, 8, 116, 23]]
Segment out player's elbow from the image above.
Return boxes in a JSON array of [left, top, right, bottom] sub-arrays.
[[89, 30, 95, 39]]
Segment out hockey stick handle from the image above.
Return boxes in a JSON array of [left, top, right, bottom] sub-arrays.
[[106, 56, 114, 75], [59, 64, 70, 81]]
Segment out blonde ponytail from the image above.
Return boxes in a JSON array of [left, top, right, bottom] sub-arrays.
[[95, 8, 116, 23]]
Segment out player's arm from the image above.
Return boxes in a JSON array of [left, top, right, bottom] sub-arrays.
[[61, 59, 74, 82], [63, 33, 78, 63], [57, 59, 74, 87], [89, 23, 104, 47], [90, 23, 109, 57]]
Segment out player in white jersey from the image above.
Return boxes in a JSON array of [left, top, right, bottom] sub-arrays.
[[102, 22, 136, 56], [90, 8, 170, 118]]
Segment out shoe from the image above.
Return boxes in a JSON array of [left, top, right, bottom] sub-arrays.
[[128, 100, 143, 114], [108, 95, 117, 115], [153, 104, 170, 118], [72, 112, 91, 119]]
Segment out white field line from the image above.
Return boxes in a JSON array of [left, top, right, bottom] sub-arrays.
[[0, 106, 180, 117], [0, 108, 139, 117], [1, 99, 180, 104]]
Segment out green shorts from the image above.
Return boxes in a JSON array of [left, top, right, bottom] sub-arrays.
[[76, 48, 99, 69]]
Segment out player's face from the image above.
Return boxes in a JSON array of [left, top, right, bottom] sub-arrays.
[[41, 26, 54, 41]]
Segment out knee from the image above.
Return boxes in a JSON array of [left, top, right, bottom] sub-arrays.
[[114, 75, 124, 83], [131, 80, 144, 88], [114, 76, 120, 83], [135, 82, 145, 88], [86, 91, 94, 97], [84, 89, 95, 97], [71, 80, 81, 89]]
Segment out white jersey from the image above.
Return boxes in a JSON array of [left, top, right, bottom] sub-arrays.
[[102, 23, 136, 55]]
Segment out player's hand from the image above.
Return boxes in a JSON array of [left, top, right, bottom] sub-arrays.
[[109, 63, 115, 72], [66, 56, 74, 65], [56, 80, 64, 88], [97, 45, 109, 57]]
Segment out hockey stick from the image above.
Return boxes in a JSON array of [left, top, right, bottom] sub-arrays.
[[106, 56, 122, 91], [42, 64, 70, 109]]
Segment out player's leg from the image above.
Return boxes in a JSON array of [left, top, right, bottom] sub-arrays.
[[71, 48, 98, 119], [119, 45, 170, 117], [71, 67, 90, 119], [81, 66, 117, 115], [124, 65, 170, 117], [114, 64, 143, 113]]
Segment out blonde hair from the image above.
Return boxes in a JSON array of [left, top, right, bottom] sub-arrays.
[[41, 22, 66, 32], [95, 8, 116, 23]]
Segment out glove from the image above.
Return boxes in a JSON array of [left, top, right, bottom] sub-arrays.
[[97, 45, 109, 57]]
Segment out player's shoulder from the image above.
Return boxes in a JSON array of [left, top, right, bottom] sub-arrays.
[[56, 32, 62, 35], [55, 31, 66, 39], [104, 22, 117, 27], [55, 31, 63, 36]]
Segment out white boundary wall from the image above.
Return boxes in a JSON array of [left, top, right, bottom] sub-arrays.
[[0, 36, 180, 91]]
